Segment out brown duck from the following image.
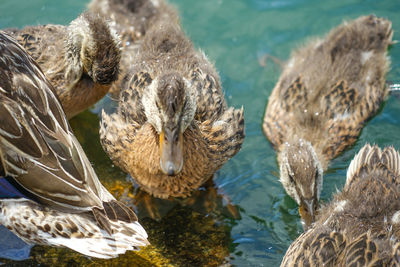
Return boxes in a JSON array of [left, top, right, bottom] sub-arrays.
[[0, 31, 147, 258], [88, 0, 169, 47], [4, 11, 121, 118], [99, 5, 245, 198], [263, 15, 393, 229], [281, 144, 400, 266], [88, 0, 172, 96]]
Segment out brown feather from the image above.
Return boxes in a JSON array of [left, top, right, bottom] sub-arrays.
[[0, 31, 106, 212], [0, 32, 148, 253], [4, 11, 121, 118], [92, 207, 113, 235], [263, 15, 392, 161], [282, 145, 400, 266], [103, 200, 138, 222], [262, 16, 392, 227], [99, 1, 245, 198]]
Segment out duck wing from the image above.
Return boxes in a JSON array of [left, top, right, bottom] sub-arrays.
[[263, 75, 309, 149], [281, 229, 344, 266], [320, 16, 392, 158], [191, 67, 226, 122], [264, 15, 392, 156], [282, 144, 400, 266], [0, 31, 104, 212], [4, 25, 64, 62]]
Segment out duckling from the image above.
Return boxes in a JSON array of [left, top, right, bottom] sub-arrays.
[[0, 32, 148, 258], [88, 0, 173, 96], [88, 0, 168, 46], [4, 11, 121, 118], [100, 11, 245, 198], [281, 144, 400, 266], [262, 15, 393, 229]]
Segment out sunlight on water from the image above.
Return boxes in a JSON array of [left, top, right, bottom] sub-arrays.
[[1, 0, 400, 265]]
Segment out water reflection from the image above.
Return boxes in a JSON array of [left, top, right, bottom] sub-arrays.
[[133, 179, 241, 221]]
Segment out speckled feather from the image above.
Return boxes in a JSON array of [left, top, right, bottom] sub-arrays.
[[88, 0, 168, 46], [88, 0, 175, 97], [4, 12, 121, 118], [263, 15, 392, 165], [0, 32, 147, 258], [99, 4, 245, 198], [262, 16, 392, 227], [281, 144, 400, 266]]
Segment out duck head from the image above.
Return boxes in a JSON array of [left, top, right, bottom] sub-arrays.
[[279, 139, 323, 230], [142, 72, 197, 176]]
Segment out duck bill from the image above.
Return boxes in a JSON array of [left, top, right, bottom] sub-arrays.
[[159, 128, 183, 176], [299, 198, 316, 231]]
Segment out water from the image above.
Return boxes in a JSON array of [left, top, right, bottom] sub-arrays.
[[1, 0, 400, 265]]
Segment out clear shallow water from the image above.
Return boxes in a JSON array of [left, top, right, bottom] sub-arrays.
[[1, 0, 400, 265]]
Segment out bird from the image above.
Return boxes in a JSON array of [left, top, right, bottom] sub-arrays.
[[88, 0, 173, 97], [99, 3, 245, 199], [262, 15, 393, 229], [0, 31, 148, 259], [281, 144, 400, 266], [4, 11, 121, 119], [88, 0, 169, 47]]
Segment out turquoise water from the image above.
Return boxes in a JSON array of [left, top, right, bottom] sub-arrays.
[[1, 0, 400, 265]]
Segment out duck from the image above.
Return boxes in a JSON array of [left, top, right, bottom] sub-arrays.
[[88, 0, 173, 96], [281, 144, 400, 266], [88, 0, 169, 47], [99, 5, 245, 198], [4, 11, 121, 119], [0, 31, 148, 258], [262, 15, 393, 229]]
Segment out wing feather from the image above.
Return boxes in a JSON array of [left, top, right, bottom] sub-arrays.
[[263, 76, 308, 149], [191, 68, 226, 122], [0, 31, 105, 212]]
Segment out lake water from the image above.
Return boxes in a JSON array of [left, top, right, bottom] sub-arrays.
[[1, 0, 400, 266]]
